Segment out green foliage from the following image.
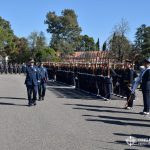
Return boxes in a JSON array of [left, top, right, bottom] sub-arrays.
[[134, 25, 150, 61], [0, 16, 14, 56], [134, 24, 146, 51], [8, 37, 31, 63], [96, 38, 100, 51], [28, 31, 47, 58], [102, 41, 107, 51], [45, 9, 81, 55], [35, 47, 58, 62], [142, 26, 150, 57], [109, 19, 131, 62], [77, 35, 95, 51], [109, 32, 131, 62]]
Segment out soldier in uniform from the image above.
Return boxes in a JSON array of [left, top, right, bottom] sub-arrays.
[[4, 64, 8, 74], [0, 63, 4, 74], [25, 59, 39, 106], [13, 63, 17, 74], [9, 63, 13, 74], [123, 60, 138, 109], [141, 58, 150, 115], [38, 62, 48, 101], [131, 58, 150, 114], [22, 63, 27, 74], [17, 64, 22, 74]]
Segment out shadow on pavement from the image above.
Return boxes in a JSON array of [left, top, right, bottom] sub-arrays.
[[64, 103, 124, 110], [47, 87, 99, 100], [0, 97, 27, 100], [64, 103, 150, 127], [0, 102, 28, 106], [85, 115, 150, 127], [47, 81, 121, 100], [73, 107, 139, 114]]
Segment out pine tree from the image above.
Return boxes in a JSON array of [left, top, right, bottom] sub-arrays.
[[96, 38, 100, 50], [102, 41, 107, 51]]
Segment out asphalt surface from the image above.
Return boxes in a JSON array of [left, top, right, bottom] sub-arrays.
[[0, 74, 150, 150]]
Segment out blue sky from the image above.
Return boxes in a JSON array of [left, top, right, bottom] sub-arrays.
[[0, 0, 149, 46]]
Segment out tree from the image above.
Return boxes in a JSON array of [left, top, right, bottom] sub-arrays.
[[109, 19, 131, 62], [142, 26, 150, 57], [45, 9, 81, 54], [113, 18, 130, 36], [109, 32, 131, 62], [134, 24, 146, 51], [28, 31, 38, 57], [16, 37, 31, 63], [134, 24, 150, 60], [7, 36, 31, 63], [95, 38, 100, 50], [78, 35, 95, 51], [36, 31, 46, 51], [102, 41, 107, 51], [35, 47, 58, 62], [28, 31, 47, 58], [0, 16, 14, 56]]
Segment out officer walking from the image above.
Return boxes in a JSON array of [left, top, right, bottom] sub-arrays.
[[25, 59, 39, 106], [38, 62, 48, 101]]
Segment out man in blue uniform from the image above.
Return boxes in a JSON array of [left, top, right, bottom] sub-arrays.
[[141, 58, 150, 115], [38, 62, 48, 101], [25, 59, 39, 106]]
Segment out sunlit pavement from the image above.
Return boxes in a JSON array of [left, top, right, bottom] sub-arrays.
[[0, 74, 149, 150]]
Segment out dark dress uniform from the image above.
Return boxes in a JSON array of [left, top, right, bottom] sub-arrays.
[[17, 64, 22, 74], [25, 65, 39, 106], [123, 67, 137, 108], [9, 64, 13, 74], [38, 66, 48, 100], [104, 68, 120, 100], [141, 65, 150, 113], [13, 64, 17, 74], [22, 63, 27, 74]]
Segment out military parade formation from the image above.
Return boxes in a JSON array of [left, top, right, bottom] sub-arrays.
[[0, 63, 27, 74], [0, 52, 150, 115], [43, 53, 150, 115]]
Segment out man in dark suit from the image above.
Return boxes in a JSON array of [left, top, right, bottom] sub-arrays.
[[25, 59, 39, 106], [38, 62, 48, 101], [141, 58, 150, 115]]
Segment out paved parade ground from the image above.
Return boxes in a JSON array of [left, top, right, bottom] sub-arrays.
[[0, 74, 150, 150]]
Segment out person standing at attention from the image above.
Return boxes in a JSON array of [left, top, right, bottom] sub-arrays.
[[141, 58, 150, 115]]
